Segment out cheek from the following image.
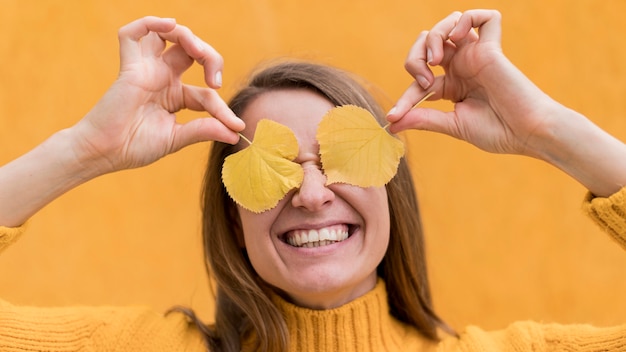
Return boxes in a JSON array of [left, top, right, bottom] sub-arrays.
[[238, 211, 272, 276], [334, 185, 389, 219], [238, 210, 282, 283], [371, 188, 391, 247], [333, 184, 391, 238], [237, 190, 294, 243], [237, 206, 279, 249], [357, 186, 390, 245]]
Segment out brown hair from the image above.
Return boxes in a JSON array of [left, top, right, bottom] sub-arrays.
[[180, 61, 452, 351]]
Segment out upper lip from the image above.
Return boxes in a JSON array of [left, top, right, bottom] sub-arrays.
[[277, 220, 355, 240], [281, 220, 349, 231]]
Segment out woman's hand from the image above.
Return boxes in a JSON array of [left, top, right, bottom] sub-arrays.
[[387, 9, 626, 197], [387, 9, 555, 158], [0, 17, 245, 226], [71, 16, 244, 174]]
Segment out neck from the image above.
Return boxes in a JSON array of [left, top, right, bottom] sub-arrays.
[[267, 278, 435, 352]]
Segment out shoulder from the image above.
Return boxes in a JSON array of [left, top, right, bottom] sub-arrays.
[[0, 299, 206, 351], [437, 321, 626, 351]]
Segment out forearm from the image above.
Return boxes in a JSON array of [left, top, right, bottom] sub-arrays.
[[0, 128, 103, 227], [535, 106, 626, 198], [481, 56, 626, 198]]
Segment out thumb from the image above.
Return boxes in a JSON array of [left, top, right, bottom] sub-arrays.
[[170, 117, 241, 153], [388, 107, 461, 139], [386, 76, 444, 124]]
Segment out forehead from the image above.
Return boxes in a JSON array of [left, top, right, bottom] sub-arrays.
[[239, 89, 335, 148]]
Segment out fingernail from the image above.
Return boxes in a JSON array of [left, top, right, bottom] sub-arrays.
[[215, 71, 223, 87], [387, 106, 397, 116], [427, 49, 433, 65], [417, 75, 430, 89]]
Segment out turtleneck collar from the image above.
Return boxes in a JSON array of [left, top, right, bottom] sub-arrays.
[[268, 278, 434, 352]]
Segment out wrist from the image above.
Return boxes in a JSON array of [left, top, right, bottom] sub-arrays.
[[530, 105, 626, 197], [0, 128, 105, 226], [51, 127, 113, 182]]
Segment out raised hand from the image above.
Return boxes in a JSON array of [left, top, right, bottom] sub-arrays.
[[71, 16, 244, 174], [387, 9, 554, 158], [387, 9, 626, 198], [0, 17, 244, 226]]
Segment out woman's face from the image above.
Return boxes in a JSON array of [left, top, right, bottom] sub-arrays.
[[236, 89, 390, 309]]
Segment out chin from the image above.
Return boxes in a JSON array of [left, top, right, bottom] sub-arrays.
[[268, 271, 378, 309]]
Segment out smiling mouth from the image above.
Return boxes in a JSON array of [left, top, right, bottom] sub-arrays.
[[284, 224, 351, 248]]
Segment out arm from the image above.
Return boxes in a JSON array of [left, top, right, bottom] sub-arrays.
[[0, 16, 244, 227], [0, 298, 206, 350], [387, 10, 626, 198], [438, 320, 626, 351]]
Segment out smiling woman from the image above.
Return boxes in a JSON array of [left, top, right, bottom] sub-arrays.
[[1, 9, 626, 352], [201, 63, 450, 350], [238, 89, 387, 311]]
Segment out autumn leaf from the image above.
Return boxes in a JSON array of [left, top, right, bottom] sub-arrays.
[[317, 105, 404, 187], [222, 119, 303, 213]]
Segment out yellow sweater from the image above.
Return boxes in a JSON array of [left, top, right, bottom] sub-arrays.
[[1, 189, 626, 351]]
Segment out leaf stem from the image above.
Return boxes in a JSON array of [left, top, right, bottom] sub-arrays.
[[383, 91, 435, 131], [412, 91, 435, 108], [239, 133, 252, 145]]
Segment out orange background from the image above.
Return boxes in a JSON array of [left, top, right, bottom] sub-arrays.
[[1, 0, 626, 332]]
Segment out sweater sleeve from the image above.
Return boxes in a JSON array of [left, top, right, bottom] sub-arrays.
[[0, 299, 207, 351], [438, 321, 626, 351], [0, 222, 27, 254], [0, 224, 207, 351], [582, 186, 626, 250]]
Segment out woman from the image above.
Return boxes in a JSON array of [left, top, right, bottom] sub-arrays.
[[199, 61, 450, 351], [1, 9, 625, 352]]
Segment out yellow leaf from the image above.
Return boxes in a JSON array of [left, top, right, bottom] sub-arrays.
[[317, 105, 404, 187], [222, 119, 304, 213]]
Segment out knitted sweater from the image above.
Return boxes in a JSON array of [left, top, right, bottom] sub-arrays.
[[1, 189, 626, 351]]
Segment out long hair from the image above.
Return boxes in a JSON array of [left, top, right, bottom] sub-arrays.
[[186, 61, 452, 351]]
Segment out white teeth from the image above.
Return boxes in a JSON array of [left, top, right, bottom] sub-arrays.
[[286, 226, 350, 248], [319, 228, 329, 241]]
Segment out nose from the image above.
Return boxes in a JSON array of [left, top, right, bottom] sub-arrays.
[[291, 163, 335, 211]]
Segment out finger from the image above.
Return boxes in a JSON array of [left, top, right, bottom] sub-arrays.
[[388, 107, 461, 139], [449, 9, 502, 45], [157, 25, 225, 89], [182, 84, 245, 132], [404, 32, 463, 88], [118, 16, 177, 66], [404, 11, 462, 90], [424, 11, 463, 66], [404, 31, 435, 90], [171, 117, 241, 151], [386, 76, 444, 122]]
